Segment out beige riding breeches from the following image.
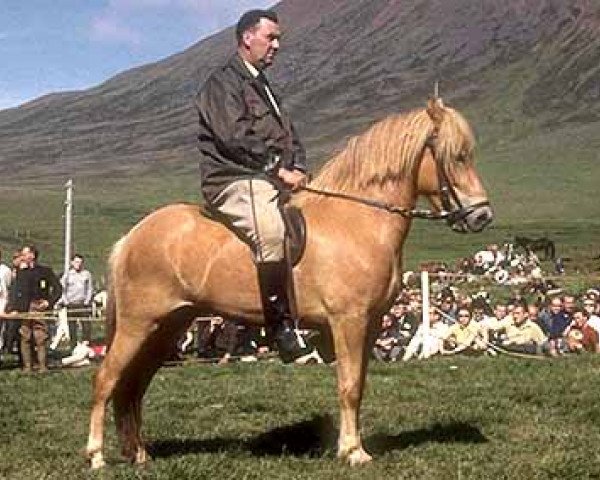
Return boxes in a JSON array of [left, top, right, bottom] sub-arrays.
[[212, 179, 285, 263]]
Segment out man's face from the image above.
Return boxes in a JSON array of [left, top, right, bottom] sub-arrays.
[[242, 18, 281, 68], [563, 296, 576, 313], [583, 299, 596, 315], [494, 304, 507, 319], [457, 309, 471, 326], [512, 307, 527, 325], [71, 257, 84, 271], [21, 247, 35, 264], [428, 308, 440, 323], [549, 299, 562, 314], [573, 311, 587, 327]]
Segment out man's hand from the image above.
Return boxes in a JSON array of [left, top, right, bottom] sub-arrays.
[[277, 168, 307, 191]]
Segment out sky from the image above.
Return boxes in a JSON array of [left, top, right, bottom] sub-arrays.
[[0, 0, 276, 110]]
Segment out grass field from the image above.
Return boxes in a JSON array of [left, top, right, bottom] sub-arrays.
[[2, 354, 600, 479]]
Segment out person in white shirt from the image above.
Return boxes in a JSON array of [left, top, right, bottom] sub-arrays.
[[59, 254, 94, 348]]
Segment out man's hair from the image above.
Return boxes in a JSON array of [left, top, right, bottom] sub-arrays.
[[235, 9, 278, 43], [72, 253, 84, 261]]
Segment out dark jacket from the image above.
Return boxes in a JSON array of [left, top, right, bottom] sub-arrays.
[[195, 54, 307, 203], [8, 264, 62, 313]]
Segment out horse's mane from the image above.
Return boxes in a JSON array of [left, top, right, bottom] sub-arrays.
[[309, 104, 475, 194]]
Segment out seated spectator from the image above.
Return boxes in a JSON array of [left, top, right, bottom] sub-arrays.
[[403, 306, 449, 361], [389, 301, 418, 351], [443, 307, 487, 355], [438, 292, 457, 324], [372, 314, 402, 362], [562, 294, 577, 320], [539, 296, 570, 357], [564, 308, 599, 353], [527, 303, 542, 326], [481, 302, 508, 333], [491, 304, 547, 354], [583, 296, 600, 334]]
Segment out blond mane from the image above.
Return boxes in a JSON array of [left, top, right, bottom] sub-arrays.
[[309, 105, 475, 194]]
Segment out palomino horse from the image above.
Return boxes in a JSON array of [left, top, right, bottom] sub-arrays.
[[86, 98, 493, 468]]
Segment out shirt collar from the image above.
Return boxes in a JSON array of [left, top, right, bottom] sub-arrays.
[[243, 59, 260, 79]]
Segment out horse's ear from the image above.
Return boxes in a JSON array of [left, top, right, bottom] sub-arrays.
[[426, 97, 445, 128]]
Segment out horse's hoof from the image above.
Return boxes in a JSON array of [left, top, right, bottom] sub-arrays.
[[134, 448, 150, 465], [89, 453, 106, 470], [342, 447, 373, 466]]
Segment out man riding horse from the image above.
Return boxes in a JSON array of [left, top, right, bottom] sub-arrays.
[[195, 9, 308, 361]]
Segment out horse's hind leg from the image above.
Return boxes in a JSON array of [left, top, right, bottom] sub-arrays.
[[86, 328, 152, 469], [113, 311, 193, 465]]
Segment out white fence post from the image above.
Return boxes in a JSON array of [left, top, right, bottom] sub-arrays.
[[421, 270, 431, 358]]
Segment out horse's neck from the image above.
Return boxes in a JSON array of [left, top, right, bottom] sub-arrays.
[[297, 178, 416, 251]]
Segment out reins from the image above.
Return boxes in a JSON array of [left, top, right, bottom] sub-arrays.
[[298, 185, 451, 220]]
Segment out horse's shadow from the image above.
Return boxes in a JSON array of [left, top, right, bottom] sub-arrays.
[[148, 415, 488, 460]]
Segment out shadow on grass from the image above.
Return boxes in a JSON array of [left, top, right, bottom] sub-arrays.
[[149, 414, 336, 459], [366, 421, 488, 454], [149, 417, 486, 460]]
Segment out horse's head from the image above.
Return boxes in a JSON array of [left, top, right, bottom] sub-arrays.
[[417, 98, 493, 233]]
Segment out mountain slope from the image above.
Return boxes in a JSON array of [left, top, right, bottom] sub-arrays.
[[0, 0, 599, 181]]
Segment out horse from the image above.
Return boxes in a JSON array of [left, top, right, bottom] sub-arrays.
[[85, 97, 493, 469], [514, 235, 556, 260]]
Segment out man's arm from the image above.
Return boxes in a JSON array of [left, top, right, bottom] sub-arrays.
[[84, 271, 93, 306]]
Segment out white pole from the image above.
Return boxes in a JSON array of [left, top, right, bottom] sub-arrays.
[[64, 179, 73, 275], [421, 270, 431, 358]]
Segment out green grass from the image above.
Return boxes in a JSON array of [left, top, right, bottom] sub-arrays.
[[2, 355, 600, 479]]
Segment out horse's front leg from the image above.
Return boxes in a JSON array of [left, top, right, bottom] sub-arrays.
[[330, 314, 375, 465]]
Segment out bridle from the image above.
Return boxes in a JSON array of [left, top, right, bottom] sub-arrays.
[[425, 133, 490, 230], [297, 132, 490, 228]]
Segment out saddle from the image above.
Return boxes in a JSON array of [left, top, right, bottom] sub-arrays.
[[200, 204, 307, 267]]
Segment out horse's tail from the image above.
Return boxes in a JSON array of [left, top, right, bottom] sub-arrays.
[[104, 237, 126, 353]]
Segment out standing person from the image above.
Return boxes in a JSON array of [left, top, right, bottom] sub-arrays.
[[59, 253, 94, 348], [0, 248, 12, 356], [0, 248, 11, 313], [2, 251, 27, 362], [17, 245, 62, 372], [195, 9, 308, 361]]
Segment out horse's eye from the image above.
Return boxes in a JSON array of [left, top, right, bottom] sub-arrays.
[[456, 151, 469, 164]]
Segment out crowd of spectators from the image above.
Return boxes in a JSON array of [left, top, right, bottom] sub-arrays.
[[372, 283, 600, 362], [0, 246, 99, 372], [2, 240, 599, 372]]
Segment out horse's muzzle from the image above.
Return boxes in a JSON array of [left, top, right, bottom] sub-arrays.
[[449, 202, 493, 233]]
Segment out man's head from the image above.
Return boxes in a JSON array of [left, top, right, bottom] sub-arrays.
[[457, 308, 471, 326], [527, 304, 539, 321], [562, 295, 576, 314], [583, 297, 597, 316], [236, 9, 280, 69], [549, 296, 563, 314], [428, 307, 441, 323], [512, 304, 528, 326], [494, 303, 508, 320], [572, 308, 589, 328], [21, 245, 38, 265], [71, 253, 85, 272]]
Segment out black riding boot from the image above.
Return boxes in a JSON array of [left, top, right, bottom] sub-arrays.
[[256, 261, 306, 363]]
